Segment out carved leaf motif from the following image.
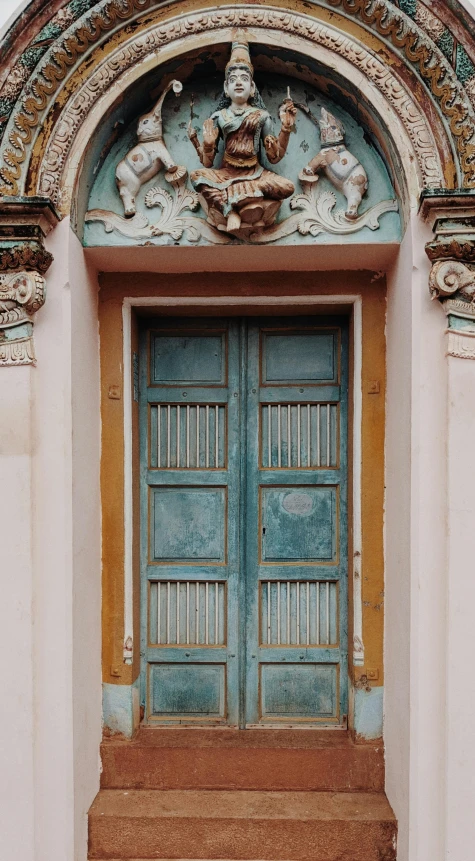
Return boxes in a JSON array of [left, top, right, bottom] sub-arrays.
[[145, 181, 200, 240], [289, 184, 398, 237], [87, 168, 397, 245]]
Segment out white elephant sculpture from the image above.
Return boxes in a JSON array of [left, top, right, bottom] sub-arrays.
[[298, 106, 368, 220], [116, 79, 184, 217]]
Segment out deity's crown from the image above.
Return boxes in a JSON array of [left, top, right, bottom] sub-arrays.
[[225, 41, 254, 78]]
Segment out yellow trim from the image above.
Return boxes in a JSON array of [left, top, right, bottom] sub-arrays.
[[99, 271, 386, 698]]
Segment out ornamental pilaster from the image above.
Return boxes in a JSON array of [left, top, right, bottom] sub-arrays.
[[422, 191, 475, 360], [0, 197, 59, 366]]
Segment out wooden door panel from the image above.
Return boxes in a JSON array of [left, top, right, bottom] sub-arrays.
[[260, 486, 337, 563], [245, 319, 348, 726], [150, 333, 226, 385], [261, 330, 339, 385], [149, 663, 226, 718], [141, 319, 240, 725], [260, 663, 339, 720], [150, 487, 227, 563]]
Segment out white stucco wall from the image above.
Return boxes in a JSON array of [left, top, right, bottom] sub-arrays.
[[1, 3, 475, 861]]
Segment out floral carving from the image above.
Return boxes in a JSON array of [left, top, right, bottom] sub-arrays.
[[425, 238, 475, 264], [414, 6, 446, 44], [85, 170, 397, 245], [1, 65, 30, 101], [0, 243, 53, 274]]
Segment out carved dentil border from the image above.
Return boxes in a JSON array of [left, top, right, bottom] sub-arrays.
[[0, 0, 469, 196], [446, 329, 475, 360], [37, 6, 443, 206]]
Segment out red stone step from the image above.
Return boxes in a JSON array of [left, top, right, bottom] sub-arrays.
[[100, 728, 384, 792], [88, 788, 396, 861]]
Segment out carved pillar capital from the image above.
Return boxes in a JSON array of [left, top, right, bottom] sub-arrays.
[[0, 197, 59, 366], [421, 191, 475, 359]]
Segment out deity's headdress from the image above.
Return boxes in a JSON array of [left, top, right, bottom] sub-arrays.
[[225, 41, 254, 79]]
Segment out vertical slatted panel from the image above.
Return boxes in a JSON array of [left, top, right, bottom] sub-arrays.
[[150, 581, 226, 645], [261, 403, 338, 468], [260, 581, 338, 645], [150, 405, 226, 468]]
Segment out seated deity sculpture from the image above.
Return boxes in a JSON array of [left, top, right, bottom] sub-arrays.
[[187, 42, 296, 234]]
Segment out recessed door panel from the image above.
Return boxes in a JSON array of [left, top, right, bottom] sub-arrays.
[[262, 331, 338, 384], [260, 664, 338, 720], [260, 486, 337, 562], [150, 664, 226, 717], [150, 487, 226, 563], [151, 334, 226, 385]]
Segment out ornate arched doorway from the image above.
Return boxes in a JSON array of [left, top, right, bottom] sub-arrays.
[[2, 2, 475, 860]]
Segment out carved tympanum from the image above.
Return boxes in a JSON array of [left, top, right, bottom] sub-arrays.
[[86, 49, 398, 244], [298, 106, 368, 220], [115, 80, 185, 217]]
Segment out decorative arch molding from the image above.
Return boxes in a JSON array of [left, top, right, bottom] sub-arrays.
[[37, 8, 443, 212], [0, 0, 475, 202]]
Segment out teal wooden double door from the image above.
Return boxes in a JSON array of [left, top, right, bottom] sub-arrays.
[[140, 317, 348, 726]]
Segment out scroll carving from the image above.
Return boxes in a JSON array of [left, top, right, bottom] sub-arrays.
[[0, 271, 46, 366], [429, 260, 475, 303], [0, 199, 57, 367], [85, 171, 398, 245]]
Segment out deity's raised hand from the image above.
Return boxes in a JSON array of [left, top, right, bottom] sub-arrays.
[[279, 100, 297, 132], [203, 118, 220, 147]]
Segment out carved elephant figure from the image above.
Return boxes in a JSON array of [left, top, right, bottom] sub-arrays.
[[116, 80, 184, 217], [299, 106, 368, 220]]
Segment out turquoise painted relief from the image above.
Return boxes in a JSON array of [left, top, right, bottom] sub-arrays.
[[84, 57, 400, 248]]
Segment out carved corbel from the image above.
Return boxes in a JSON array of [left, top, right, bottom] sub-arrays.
[[421, 192, 475, 358], [0, 271, 46, 365], [428, 259, 475, 303], [0, 197, 59, 366]]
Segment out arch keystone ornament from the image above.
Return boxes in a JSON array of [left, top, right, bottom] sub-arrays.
[[0, 197, 59, 366]]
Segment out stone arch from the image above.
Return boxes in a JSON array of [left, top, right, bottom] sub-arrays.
[[1, 0, 474, 206], [35, 10, 444, 217]]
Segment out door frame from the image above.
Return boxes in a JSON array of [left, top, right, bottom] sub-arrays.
[[119, 293, 366, 731], [137, 315, 350, 726]]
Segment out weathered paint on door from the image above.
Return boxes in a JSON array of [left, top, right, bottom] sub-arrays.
[[140, 317, 348, 726]]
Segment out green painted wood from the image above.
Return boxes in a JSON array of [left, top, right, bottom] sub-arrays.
[[140, 316, 348, 726], [140, 318, 241, 725], [244, 318, 348, 726]]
